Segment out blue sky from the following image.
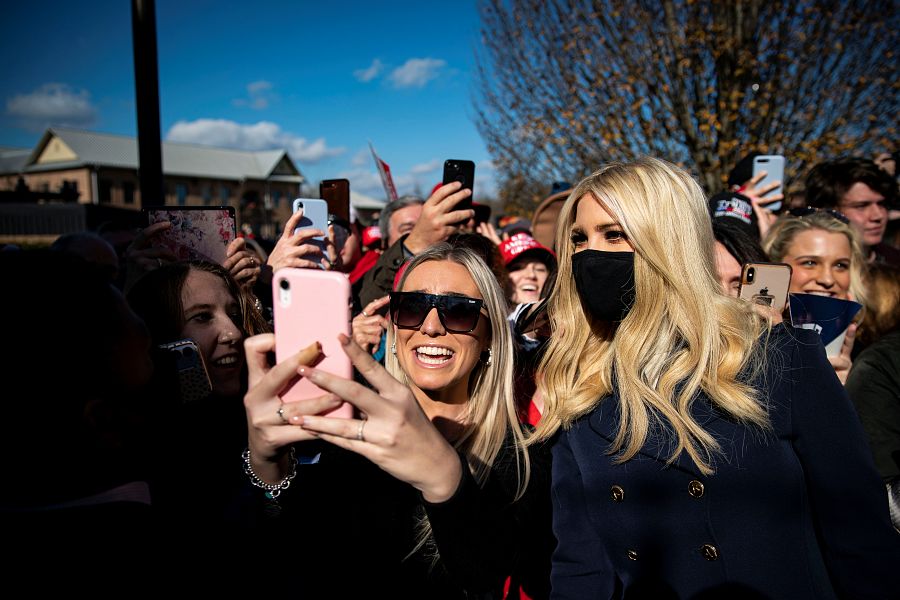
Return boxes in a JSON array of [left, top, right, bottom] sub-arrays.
[[0, 0, 497, 199]]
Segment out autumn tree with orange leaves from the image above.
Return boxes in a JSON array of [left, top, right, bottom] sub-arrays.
[[474, 0, 898, 214]]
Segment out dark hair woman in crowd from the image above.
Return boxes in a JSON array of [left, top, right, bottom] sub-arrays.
[[240, 243, 550, 598], [532, 158, 899, 598], [126, 260, 268, 529]]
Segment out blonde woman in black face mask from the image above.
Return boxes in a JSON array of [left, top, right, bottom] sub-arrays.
[[533, 158, 900, 599]]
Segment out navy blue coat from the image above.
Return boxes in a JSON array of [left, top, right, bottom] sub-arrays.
[[551, 326, 900, 599]]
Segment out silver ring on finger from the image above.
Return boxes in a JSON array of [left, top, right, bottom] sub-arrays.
[[361, 310, 369, 317], [356, 419, 366, 442], [277, 402, 288, 424]]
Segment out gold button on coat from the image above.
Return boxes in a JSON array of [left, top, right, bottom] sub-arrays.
[[701, 544, 719, 561], [610, 485, 625, 502], [688, 480, 705, 498], [627, 549, 638, 561]]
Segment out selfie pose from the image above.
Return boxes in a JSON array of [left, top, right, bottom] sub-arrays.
[[242, 244, 550, 599], [534, 159, 900, 599]]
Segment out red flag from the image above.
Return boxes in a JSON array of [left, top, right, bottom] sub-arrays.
[[369, 142, 398, 202]]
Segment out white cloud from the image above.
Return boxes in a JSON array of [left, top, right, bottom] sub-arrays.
[[233, 80, 276, 110], [166, 119, 345, 164], [354, 59, 384, 83], [337, 167, 385, 198], [389, 58, 446, 89], [410, 159, 440, 175], [6, 83, 97, 129], [351, 147, 370, 167]]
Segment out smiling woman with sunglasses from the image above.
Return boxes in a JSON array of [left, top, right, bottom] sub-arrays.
[[241, 243, 549, 599]]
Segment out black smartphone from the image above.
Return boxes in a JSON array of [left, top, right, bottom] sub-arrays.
[[442, 159, 475, 213], [320, 179, 351, 223]]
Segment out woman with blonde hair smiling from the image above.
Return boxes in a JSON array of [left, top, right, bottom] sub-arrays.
[[241, 243, 549, 598], [535, 158, 899, 598], [763, 209, 867, 383]]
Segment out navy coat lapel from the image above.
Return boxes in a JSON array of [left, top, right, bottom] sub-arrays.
[[587, 391, 728, 479]]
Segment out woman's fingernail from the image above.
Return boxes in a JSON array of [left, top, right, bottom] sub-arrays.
[[291, 415, 302, 423]]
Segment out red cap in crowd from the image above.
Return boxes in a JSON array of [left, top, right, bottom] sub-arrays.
[[498, 233, 556, 267], [362, 226, 382, 247]]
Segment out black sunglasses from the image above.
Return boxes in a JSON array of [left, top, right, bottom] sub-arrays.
[[787, 206, 850, 224], [389, 292, 486, 333]]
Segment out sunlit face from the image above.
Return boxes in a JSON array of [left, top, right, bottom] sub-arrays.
[[388, 204, 423, 247], [570, 194, 635, 253], [714, 241, 742, 298], [394, 261, 490, 404], [180, 269, 245, 397], [783, 229, 852, 300], [508, 258, 549, 304], [838, 182, 888, 248]]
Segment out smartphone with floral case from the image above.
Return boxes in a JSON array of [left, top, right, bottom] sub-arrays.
[[144, 207, 236, 264]]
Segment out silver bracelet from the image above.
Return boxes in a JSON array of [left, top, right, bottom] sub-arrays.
[[242, 446, 297, 499]]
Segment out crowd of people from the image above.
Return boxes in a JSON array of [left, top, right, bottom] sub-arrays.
[[3, 151, 899, 597]]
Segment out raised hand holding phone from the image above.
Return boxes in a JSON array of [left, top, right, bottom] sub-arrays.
[[404, 180, 474, 255], [738, 262, 791, 323], [243, 334, 344, 484], [262, 208, 327, 284]]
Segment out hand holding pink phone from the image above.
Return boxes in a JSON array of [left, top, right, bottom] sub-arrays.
[[273, 268, 353, 418]]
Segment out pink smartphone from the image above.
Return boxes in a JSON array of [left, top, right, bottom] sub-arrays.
[[273, 268, 353, 418]]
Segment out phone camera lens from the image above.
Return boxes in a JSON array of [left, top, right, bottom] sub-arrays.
[[747, 268, 755, 282], [280, 279, 290, 291]]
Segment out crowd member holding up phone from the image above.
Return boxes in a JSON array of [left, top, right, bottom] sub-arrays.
[[726, 153, 785, 239], [533, 158, 899, 599], [242, 244, 551, 599], [358, 182, 475, 309], [763, 208, 867, 383], [127, 261, 268, 529]]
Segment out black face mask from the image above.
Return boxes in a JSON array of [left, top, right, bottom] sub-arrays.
[[572, 250, 636, 322]]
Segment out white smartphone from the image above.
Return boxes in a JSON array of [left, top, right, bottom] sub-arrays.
[[751, 155, 785, 212], [291, 198, 329, 240]]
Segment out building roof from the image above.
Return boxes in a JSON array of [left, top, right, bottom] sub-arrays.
[[0, 148, 31, 175], [9, 128, 303, 183], [350, 189, 386, 210]]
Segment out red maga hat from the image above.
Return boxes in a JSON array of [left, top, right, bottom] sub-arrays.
[[361, 225, 382, 247], [498, 233, 556, 266]]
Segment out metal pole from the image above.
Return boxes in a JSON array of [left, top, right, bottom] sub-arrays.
[[131, 0, 164, 207]]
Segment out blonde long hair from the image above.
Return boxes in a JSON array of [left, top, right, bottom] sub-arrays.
[[534, 158, 769, 475], [387, 244, 528, 489], [762, 211, 868, 308], [387, 243, 529, 560]]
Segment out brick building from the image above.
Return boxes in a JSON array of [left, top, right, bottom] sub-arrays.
[[0, 128, 303, 239]]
